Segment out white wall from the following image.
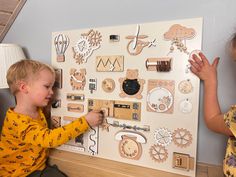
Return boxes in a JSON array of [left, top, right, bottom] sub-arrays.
[[2, 0, 236, 165]]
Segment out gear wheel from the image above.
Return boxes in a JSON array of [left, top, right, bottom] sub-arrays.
[[74, 36, 92, 56], [172, 128, 192, 148], [154, 128, 172, 147], [149, 144, 168, 163], [86, 30, 102, 47]]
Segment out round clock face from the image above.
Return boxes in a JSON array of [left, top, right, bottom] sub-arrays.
[[147, 87, 173, 112], [70, 72, 86, 90], [119, 137, 141, 160], [178, 80, 193, 94], [122, 79, 140, 95]]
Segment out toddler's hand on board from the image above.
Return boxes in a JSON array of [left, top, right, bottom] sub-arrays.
[[85, 110, 104, 127], [189, 52, 220, 82]]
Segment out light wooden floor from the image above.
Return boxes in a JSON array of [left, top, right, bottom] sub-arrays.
[[49, 149, 224, 177]]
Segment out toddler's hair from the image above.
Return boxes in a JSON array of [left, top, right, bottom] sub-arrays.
[[6, 59, 55, 94]]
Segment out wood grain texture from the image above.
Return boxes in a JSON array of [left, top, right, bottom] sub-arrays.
[[49, 149, 225, 177], [0, 0, 27, 42], [0, 11, 11, 25], [0, 0, 19, 12], [49, 149, 187, 177]]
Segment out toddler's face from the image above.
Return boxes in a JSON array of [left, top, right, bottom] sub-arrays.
[[28, 69, 55, 107]]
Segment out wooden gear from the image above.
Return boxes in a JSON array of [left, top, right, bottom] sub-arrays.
[[154, 128, 172, 147], [149, 144, 168, 163], [172, 128, 192, 148]]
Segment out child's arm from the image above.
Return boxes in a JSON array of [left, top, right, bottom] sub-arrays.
[[15, 110, 104, 148], [189, 53, 233, 136]]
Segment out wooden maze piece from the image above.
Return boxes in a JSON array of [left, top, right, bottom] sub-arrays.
[[119, 69, 145, 99], [147, 80, 175, 114], [96, 55, 124, 72]]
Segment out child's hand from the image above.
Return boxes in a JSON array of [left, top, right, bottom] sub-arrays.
[[189, 52, 220, 82], [85, 110, 104, 127]]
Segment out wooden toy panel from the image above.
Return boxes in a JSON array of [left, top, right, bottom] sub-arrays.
[[88, 99, 141, 121], [51, 18, 202, 177]]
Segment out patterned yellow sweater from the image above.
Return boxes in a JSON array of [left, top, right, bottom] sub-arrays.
[[0, 108, 89, 177], [224, 105, 236, 176]]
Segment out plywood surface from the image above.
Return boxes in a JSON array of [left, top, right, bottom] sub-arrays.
[[49, 149, 224, 177], [0, 0, 27, 42], [51, 18, 203, 177]]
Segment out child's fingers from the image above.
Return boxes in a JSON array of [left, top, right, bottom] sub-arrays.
[[199, 52, 210, 65], [212, 57, 220, 68], [188, 60, 201, 72], [192, 54, 204, 67], [190, 66, 199, 75]]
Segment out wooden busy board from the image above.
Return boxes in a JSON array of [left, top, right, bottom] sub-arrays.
[[51, 18, 202, 177]]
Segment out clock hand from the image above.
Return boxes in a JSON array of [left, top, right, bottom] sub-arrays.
[[71, 75, 83, 83]]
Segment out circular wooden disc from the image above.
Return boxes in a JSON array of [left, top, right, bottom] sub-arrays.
[[102, 78, 115, 93]]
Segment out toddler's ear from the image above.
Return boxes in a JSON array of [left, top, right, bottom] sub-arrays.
[[17, 81, 28, 94]]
